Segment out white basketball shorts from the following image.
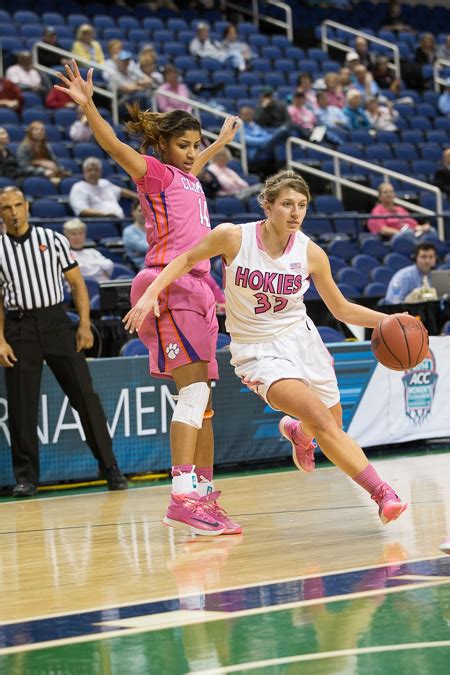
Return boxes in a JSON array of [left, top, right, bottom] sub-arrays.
[[229, 318, 340, 409]]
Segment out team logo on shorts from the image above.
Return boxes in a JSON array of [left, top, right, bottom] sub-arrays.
[[166, 342, 180, 360]]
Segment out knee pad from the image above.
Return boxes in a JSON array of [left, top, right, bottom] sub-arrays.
[[172, 381, 210, 430]]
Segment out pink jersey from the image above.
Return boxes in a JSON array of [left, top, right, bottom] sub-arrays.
[[134, 156, 211, 275]]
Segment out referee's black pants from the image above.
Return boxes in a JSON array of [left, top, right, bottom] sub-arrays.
[[4, 304, 117, 484]]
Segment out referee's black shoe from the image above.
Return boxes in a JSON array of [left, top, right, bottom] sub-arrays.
[[12, 481, 37, 498], [102, 465, 128, 491]]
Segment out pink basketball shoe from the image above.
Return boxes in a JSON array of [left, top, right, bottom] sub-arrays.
[[163, 492, 226, 536], [371, 483, 408, 525], [279, 416, 316, 473], [200, 491, 242, 535]]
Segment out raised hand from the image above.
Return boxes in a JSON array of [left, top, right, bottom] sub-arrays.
[[54, 60, 94, 107], [218, 115, 242, 145]]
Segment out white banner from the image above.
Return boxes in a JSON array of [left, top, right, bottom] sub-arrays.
[[348, 336, 450, 447]]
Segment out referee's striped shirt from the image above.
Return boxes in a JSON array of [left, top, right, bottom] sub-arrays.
[[0, 226, 78, 310]]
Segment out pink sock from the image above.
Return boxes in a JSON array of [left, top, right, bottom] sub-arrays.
[[195, 466, 213, 482], [172, 464, 194, 477], [353, 464, 384, 495]]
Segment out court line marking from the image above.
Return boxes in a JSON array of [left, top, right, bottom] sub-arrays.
[[0, 579, 449, 657], [0, 553, 445, 625], [193, 640, 450, 674]]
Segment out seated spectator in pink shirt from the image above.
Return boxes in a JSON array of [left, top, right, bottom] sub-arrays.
[[324, 72, 346, 108], [155, 65, 192, 113], [287, 90, 317, 134], [295, 73, 318, 111], [368, 183, 436, 241], [64, 218, 113, 283], [208, 148, 252, 196]]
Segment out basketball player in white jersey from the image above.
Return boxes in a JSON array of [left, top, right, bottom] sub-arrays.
[[124, 170, 408, 524]]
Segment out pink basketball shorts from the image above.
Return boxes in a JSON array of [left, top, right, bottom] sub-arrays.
[[131, 267, 219, 380]]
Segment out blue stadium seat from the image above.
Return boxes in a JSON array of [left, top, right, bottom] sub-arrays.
[[317, 326, 346, 342], [370, 265, 393, 284], [164, 42, 186, 57], [86, 222, 121, 240], [128, 29, 148, 44], [22, 109, 53, 125], [211, 70, 235, 85], [22, 177, 58, 198], [425, 130, 447, 145], [60, 177, 80, 195], [118, 16, 140, 31], [73, 143, 105, 160], [54, 108, 78, 127], [174, 55, 197, 71], [0, 109, 20, 124], [412, 159, 436, 179], [349, 130, 372, 145], [216, 332, 231, 350], [271, 35, 291, 49], [285, 46, 305, 61], [30, 199, 68, 219], [252, 58, 271, 73], [418, 144, 442, 162], [366, 144, 393, 162], [394, 143, 418, 161], [327, 239, 359, 260], [337, 267, 368, 291], [4, 124, 23, 141], [14, 10, 40, 23], [93, 15, 116, 30], [434, 118, 450, 132], [360, 238, 390, 259], [363, 281, 387, 297], [21, 91, 44, 108], [120, 338, 148, 357], [0, 177, 15, 189], [239, 72, 262, 86], [20, 24, 43, 38], [410, 116, 432, 131], [167, 18, 188, 32], [351, 254, 379, 275], [142, 17, 164, 31], [261, 46, 283, 61], [337, 282, 360, 298], [215, 196, 245, 215], [111, 263, 134, 279], [184, 70, 210, 86], [391, 236, 416, 257], [328, 255, 347, 276], [84, 278, 99, 299], [102, 27, 123, 40], [401, 129, 424, 144], [263, 72, 286, 87], [67, 14, 90, 28], [314, 195, 344, 213], [249, 34, 270, 49], [384, 252, 411, 272]]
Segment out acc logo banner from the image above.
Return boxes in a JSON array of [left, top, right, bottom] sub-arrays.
[[402, 350, 438, 425]]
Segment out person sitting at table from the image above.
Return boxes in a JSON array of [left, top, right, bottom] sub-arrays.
[[384, 242, 437, 304]]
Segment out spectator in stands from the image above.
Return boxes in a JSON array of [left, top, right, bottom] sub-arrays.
[[0, 127, 46, 181], [415, 33, 437, 66], [69, 156, 137, 218], [221, 23, 252, 72], [296, 73, 318, 111], [155, 65, 192, 113], [17, 121, 66, 183], [45, 84, 77, 109], [103, 39, 124, 82], [139, 51, 164, 90], [352, 64, 379, 99], [64, 218, 114, 283], [381, 1, 414, 33], [315, 90, 347, 128], [324, 72, 346, 108], [343, 89, 371, 129], [254, 87, 290, 128], [72, 24, 105, 66], [69, 106, 93, 142], [338, 66, 353, 93], [345, 51, 360, 75], [437, 34, 450, 60], [438, 78, 450, 116], [354, 37, 376, 71], [106, 50, 153, 108], [287, 90, 317, 135], [37, 26, 66, 69], [238, 105, 290, 177], [123, 201, 147, 269], [372, 56, 401, 95], [197, 166, 220, 199], [384, 242, 438, 304], [189, 22, 228, 62], [5, 52, 46, 97], [0, 77, 23, 112], [366, 97, 398, 131], [434, 147, 450, 198], [368, 183, 436, 241], [208, 147, 255, 197]]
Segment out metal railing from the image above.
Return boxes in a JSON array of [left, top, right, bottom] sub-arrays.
[[434, 58, 450, 92], [31, 42, 120, 125], [285, 136, 445, 239], [220, 0, 293, 42], [321, 20, 401, 80], [151, 87, 249, 174]]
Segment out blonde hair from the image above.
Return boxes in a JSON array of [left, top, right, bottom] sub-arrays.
[[76, 24, 95, 41], [63, 218, 86, 234], [258, 170, 310, 208], [126, 103, 201, 155]]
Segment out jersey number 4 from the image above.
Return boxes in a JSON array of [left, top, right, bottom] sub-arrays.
[[254, 293, 288, 314]]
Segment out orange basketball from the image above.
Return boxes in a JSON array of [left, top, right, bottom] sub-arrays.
[[371, 314, 429, 371]]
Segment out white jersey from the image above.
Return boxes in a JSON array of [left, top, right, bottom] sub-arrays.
[[224, 221, 311, 343]]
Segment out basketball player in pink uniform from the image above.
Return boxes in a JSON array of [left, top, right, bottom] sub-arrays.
[[124, 170, 409, 525], [56, 61, 242, 536]]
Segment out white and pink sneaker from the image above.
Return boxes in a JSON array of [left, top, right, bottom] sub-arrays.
[[279, 416, 316, 473], [371, 483, 408, 524], [200, 491, 242, 535], [163, 492, 225, 536]]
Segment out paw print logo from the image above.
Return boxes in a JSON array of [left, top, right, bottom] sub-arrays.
[[166, 342, 180, 360]]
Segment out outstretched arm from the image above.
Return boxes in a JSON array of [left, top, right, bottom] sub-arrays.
[[123, 222, 240, 333], [191, 116, 241, 176], [55, 60, 147, 178], [308, 241, 387, 328]]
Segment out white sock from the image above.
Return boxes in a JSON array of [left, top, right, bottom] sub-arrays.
[[172, 467, 198, 495], [196, 476, 215, 497]]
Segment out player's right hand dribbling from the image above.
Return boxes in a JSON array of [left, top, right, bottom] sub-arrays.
[[123, 290, 160, 333]]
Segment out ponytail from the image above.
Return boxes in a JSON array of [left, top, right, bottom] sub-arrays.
[[126, 103, 201, 156]]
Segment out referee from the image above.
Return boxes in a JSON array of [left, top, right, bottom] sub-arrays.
[[0, 186, 127, 497]]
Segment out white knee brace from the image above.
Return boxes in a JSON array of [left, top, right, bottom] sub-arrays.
[[172, 381, 210, 430]]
